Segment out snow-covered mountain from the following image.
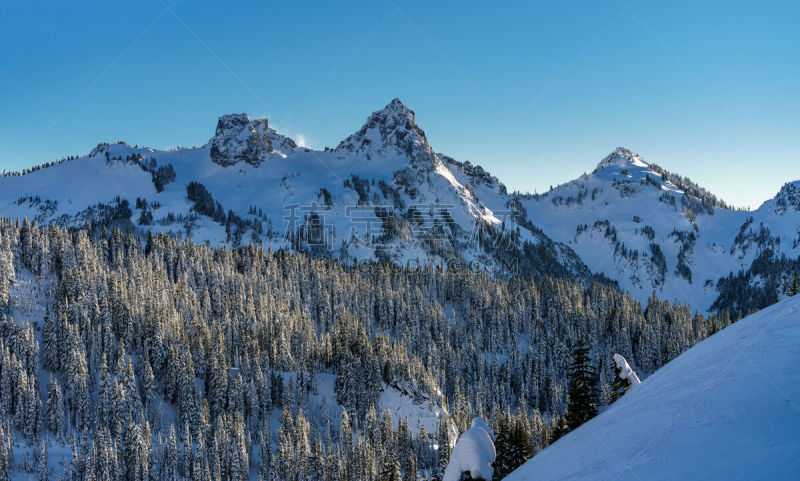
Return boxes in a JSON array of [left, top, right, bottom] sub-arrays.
[[518, 147, 800, 314], [504, 294, 800, 481], [0, 99, 592, 283], [1, 101, 799, 314]]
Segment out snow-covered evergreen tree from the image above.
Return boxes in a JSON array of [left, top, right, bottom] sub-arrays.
[[565, 340, 599, 431]]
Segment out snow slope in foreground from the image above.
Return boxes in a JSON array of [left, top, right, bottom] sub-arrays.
[[506, 296, 800, 481]]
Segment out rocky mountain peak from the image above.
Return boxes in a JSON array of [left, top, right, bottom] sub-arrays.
[[335, 98, 436, 169], [593, 147, 650, 173], [209, 113, 272, 167]]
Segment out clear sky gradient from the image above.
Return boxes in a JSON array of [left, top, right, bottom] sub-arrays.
[[1, 1, 798, 209]]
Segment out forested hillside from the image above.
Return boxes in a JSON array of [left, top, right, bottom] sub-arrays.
[[505, 295, 800, 481], [0, 217, 736, 480]]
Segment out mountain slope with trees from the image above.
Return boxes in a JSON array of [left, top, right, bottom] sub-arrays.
[[0, 218, 736, 480], [505, 295, 800, 481]]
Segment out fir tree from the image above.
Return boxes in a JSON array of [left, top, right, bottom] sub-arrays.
[[45, 375, 65, 439], [404, 450, 418, 481], [564, 340, 599, 431], [0, 423, 9, 481], [307, 439, 325, 481], [492, 414, 532, 480], [436, 415, 451, 479], [164, 425, 178, 481], [379, 450, 402, 481]]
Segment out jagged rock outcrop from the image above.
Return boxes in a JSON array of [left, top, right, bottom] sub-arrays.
[[336, 98, 437, 170], [267, 127, 297, 154], [209, 113, 272, 167], [440, 153, 506, 194]]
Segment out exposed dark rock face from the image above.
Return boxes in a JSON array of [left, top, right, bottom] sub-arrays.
[[209, 113, 272, 167]]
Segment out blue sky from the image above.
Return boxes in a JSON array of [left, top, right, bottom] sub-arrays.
[[1, 0, 798, 209]]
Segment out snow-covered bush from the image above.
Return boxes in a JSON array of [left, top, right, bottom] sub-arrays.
[[443, 417, 496, 481]]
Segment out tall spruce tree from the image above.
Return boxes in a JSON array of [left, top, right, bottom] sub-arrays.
[[45, 375, 65, 439], [564, 340, 599, 430], [37, 439, 48, 481], [379, 450, 402, 481]]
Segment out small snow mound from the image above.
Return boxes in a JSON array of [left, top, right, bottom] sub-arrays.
[[613, 354, 641, 387], [443, 417, 496, 481]]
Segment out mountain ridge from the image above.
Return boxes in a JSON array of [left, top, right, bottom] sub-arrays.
[[1, 98, 798, 315]]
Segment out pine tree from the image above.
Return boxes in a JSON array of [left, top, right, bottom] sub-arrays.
[[564, 340, 599, 431], [436, 416, 450, 479], [790, 272, 799, 297], [307, 439, 325, 481], [69, 435, 80, 481], [232, 413, 249, 481], [24, 374, 41, 441], [493, 430, 513, 480], [550, 415, 568, 443], [339, 407, 353, 467], [149, 439, 162, 481], [277, 407, 295, 481], [71, 348, 92, 431], [140, 358, 158, 431], [164, 425, 178, 481], [404, 449, 418, 481], [192, 433, 209, 481], [0, 423, 10, 481], [46, 375, 65, 439], [98, 356, 113, 429], [258, 423, 272, 481], [294, 408, 310, 479], [492, 414, 532, 480], [182, 422, 193, 480], [207, 355, 228, 421], [123, 358, 142, 422], [379, 451, 402, 481], [37, 439, 48, 481], [42, 309, 59, 371]]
